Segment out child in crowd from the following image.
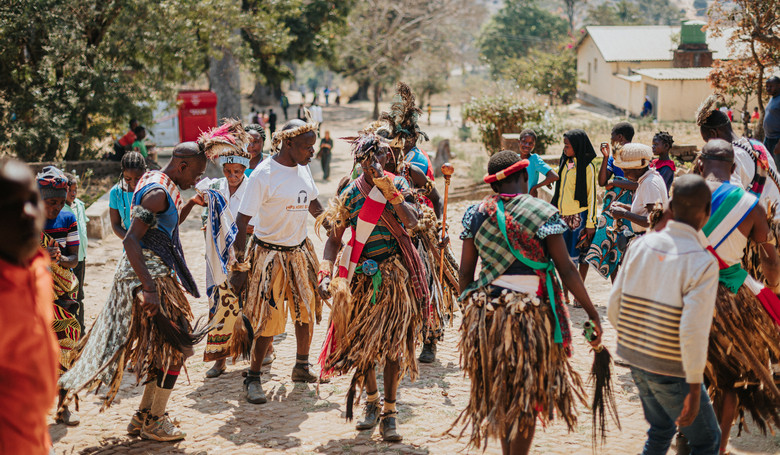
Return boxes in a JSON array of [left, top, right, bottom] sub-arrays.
[[38, 166, 82, 426], [244, 123, 266, 176], [111, 119, 138, 161], [518, 128, 558, 198], [63, 172, 89, 329], [609, 143, 669, 234], [550, 129, 597, 305], [651, 131, 676, 193], [608, 174, 721, 455], [108, 151, 147, 240]]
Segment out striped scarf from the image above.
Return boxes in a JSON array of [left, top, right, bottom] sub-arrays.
[[354, 174, 429, 302], [203, 189, 238, 299], [133, 170, 183, 212], [704, 183, 780, 326]]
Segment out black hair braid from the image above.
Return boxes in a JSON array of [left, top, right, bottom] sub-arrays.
[[487, 150, 521, 175], [245, 123, 266, 141], [121, 151, 147, 172], [653, 131, 674, 147]]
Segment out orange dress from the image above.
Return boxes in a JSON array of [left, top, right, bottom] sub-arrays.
[[0, 250, 60, 455]]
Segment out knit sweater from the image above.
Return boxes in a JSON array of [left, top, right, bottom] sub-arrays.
[[607, 221, 718, 383]]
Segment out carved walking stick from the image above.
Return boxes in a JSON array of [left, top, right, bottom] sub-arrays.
[[439, 163, 454, 284]]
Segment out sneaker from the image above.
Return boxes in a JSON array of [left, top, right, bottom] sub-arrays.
[[291, 365, 330, 383], [418, 342, 437, 364], [355, 400, 380, 430], [380, 412, 403, 442], [56, 405, 80, 426], [244, 375, 267, 404], [140, 413, 186, 442], [127, 409, 148, 436]]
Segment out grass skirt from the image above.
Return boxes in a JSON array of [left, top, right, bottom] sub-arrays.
[[58, 251, 193, 409], [454, 287, 585, 449], [706, 283, 780, 434], [244, 238, 321, 337], [324, 255, 422, 381], [413, 205, 459, 342]]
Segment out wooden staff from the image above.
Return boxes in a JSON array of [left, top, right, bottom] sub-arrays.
[[439, 163, 454, 284]]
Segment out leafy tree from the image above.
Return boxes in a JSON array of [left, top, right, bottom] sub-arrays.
[[585, 0, 681, 26], [562, 0, 588, 33], [513, 47, 577, 105], [463, 93, 558, 155], [0, 0, 290, 161], [478, 0, 568, 77], [709, 0, 780, 139], [336, 0, 479, 118]]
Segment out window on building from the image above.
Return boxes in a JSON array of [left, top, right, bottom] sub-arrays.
[[588, 62, 591, 84], [594, 58, 597, 73]]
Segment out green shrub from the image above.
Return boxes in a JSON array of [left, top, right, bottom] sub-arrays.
[[463, 94, 560, 155]]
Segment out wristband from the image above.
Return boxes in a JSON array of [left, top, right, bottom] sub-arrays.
[[387, 191, 404, 205]]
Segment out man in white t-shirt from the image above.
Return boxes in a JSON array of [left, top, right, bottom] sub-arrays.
[[609, 143, 669, 233], [230, 119, 325, 404]]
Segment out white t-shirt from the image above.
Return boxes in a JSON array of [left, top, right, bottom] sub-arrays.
[[631, 168, 669, 232], [238, 158, 319, 247]]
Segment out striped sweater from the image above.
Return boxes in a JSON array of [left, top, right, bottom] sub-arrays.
[[607, 221, 719, 383]]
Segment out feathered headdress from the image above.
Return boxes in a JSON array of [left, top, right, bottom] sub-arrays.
[[342, 131, 389, 162], [379, 82, 429, 148], [271, 108, 318, 152], [198, 118, 252, 166], [695, 93, 729, 128]]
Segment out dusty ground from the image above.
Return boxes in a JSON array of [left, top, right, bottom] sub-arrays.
[[51, 102, 780, 454]]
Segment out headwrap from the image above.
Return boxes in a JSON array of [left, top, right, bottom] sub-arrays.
[[198, 118, 251, 167], [551, 129, 597, 208], [270, 109, 318, 152], [36, 165, 69, 199], [613, 143, 653, 169]]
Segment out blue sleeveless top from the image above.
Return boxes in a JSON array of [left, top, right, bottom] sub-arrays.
[[132, 182, 178, 240]]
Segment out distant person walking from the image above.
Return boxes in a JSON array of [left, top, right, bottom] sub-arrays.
[[323, 87, 330, 105], [764, 76, 780, 162], [445, 104, 453, 126], [318, 130, 333, 181], [641, 96, 653, 117], [427, 103, 432, 125], [268, 108, 278, 137], [281, 93, 290, 120]]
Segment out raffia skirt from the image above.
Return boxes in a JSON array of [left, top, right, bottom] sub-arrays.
[[324, 255, 422, 381], [706, 283, 780, 434], [58, 251, 193, 409], [413, 205, 459, 342], [454, 287, 584, 449], [244, 238, 322, 338]]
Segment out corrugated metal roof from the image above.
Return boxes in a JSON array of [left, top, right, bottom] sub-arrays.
[[582, 26, 733, 62], [633, 67, 712, 80]]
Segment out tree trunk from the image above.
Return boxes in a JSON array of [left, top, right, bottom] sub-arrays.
[[43, 137, 60, 162], [349, 80, 370, 103], [751, 40, 766, 141], [251, 82, 280, 107], [372, 82, 382, 120], [64, 110, 89, 161], [209, 46, 242, 120]]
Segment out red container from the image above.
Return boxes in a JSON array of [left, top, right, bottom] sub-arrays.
[[177, 90, 218, 143]]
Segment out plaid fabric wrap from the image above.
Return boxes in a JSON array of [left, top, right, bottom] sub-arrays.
[[466, 195, 559, 293]]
